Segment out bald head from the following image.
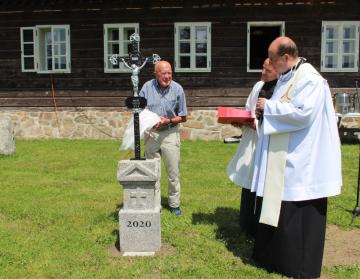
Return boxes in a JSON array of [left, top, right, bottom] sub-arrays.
[[268, 36, 299, 74], [270, 36, 298, 58], [154, 60, 171, 73], [154, 60, 172, 88]]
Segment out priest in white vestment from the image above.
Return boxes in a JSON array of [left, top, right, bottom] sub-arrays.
[[227, 58, 278, 237], [251, 36, 342, 279]]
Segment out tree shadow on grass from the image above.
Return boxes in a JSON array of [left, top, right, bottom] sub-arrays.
[[192, 207, 255, 265]]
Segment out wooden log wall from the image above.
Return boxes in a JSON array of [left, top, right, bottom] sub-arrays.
[[0, 0, 359, 108]]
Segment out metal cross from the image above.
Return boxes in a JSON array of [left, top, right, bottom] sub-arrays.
[[109, 33, 161, 97], [109, 33, 161, 160]]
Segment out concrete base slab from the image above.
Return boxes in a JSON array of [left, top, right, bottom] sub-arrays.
[[123, 251, 155, 257]]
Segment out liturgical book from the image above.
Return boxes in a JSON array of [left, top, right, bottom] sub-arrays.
[[217, 106, 254, 124]]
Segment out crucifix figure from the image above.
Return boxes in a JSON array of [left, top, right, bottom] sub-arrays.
[[109, 33, 161, 160], [124, 62, 147, 97]]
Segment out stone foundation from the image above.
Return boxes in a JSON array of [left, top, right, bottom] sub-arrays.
[[0, 107, 241, 140], [1, 107, 358, 141], [338, 115, 360, 142]]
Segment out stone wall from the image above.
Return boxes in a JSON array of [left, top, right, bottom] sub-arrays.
[[0, 108, 241, 141], [338, 115, 360, 143], [1, 107, 358, 141]]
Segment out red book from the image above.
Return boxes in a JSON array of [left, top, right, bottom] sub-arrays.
[[217, 106, 254, 124]]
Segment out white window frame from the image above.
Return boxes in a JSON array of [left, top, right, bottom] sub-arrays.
[[247, 21, 285, 72], [103, 23, 139, 73], [174, 22, 211, 72], [20, 25, 71, 73], [20, 27, 36, 72], [321, 21, 359, 72]]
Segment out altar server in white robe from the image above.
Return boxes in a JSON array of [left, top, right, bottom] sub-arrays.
[[252, 36, 342, 279], [227, 58, 278, 237]]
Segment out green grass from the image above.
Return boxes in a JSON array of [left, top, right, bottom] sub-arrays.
[[0, 140, 359, 278]]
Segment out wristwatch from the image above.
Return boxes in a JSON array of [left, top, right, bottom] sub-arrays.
[[169, 118, 172, 124]]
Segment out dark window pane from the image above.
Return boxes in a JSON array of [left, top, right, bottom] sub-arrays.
[[54, 58, 60, 69], [59, 29, 66, 41], [125, 43, 132, 54], [196, 43, 207, 53], [180, 27, 190, 40], [47, 58, 52, 70], [112, 44, 119, 54], [196, 56, 207, 68], [24, 57, 34, 70], [108, 43, 119, 54], [112, 63, 120, 69], [46, 32, 52, 45], [326, 27, 337, 39], [53, 29, 65, 42], [60, 56, 66, 69], [180, 56, 190, 68], [249, 25, 281, 70], [342, 55, 355, 68], [109, 29, 119, 41], [325, 55, 337, 68], [60, 43, 66, 55], [343, 26, 355, 39], [326, 41, 337, 53], [47, 45, 52, 57], [23, 30, 33, 42], [24, 44, 34, 55], [124, 28, 135, 40], [180, 42, 190, 53], [343, 41, 355, 53], [54, 29, 60, 41], [54, 44, 59, 55]]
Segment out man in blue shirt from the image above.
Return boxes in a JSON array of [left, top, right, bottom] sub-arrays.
[[139, 60, 187, 216]]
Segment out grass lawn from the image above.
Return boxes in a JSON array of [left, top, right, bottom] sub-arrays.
[[0, 140, 359, 279]]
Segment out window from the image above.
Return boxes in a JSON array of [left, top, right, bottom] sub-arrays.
[[247, 22, 285, 72], [20, 25, 71, 73], [103, 23, 139, 73], [20, 27, 36, 72], [174, 22, 211, 72], [321, 21, 359, 72]]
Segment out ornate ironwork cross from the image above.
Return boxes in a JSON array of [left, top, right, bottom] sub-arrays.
[[109, 33, 161, 160]]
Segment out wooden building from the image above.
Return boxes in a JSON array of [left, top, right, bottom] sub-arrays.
[[0, 0, 359, 108], [0, 0, 359, 140]]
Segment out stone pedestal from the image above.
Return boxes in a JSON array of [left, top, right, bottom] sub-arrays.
[[0, 117, 16, 155], [117, 158, 161, 255]]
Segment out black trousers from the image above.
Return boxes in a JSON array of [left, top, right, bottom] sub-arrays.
[[253, 197, 327, 279], [239, 188, 257, 237]]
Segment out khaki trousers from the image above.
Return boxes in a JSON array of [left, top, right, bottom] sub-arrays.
[[144, 126, 181, 208]]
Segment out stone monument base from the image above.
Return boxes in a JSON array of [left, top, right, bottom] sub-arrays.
[[117, 157, 161, 255], [119, 207, 161, 253]]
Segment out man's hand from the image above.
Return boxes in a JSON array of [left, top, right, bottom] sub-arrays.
[[256, 98, 267, 120], [154, 116, 170, 129]]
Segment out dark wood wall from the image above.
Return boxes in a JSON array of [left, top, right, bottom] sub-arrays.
[[0, 0, 359, 108]]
